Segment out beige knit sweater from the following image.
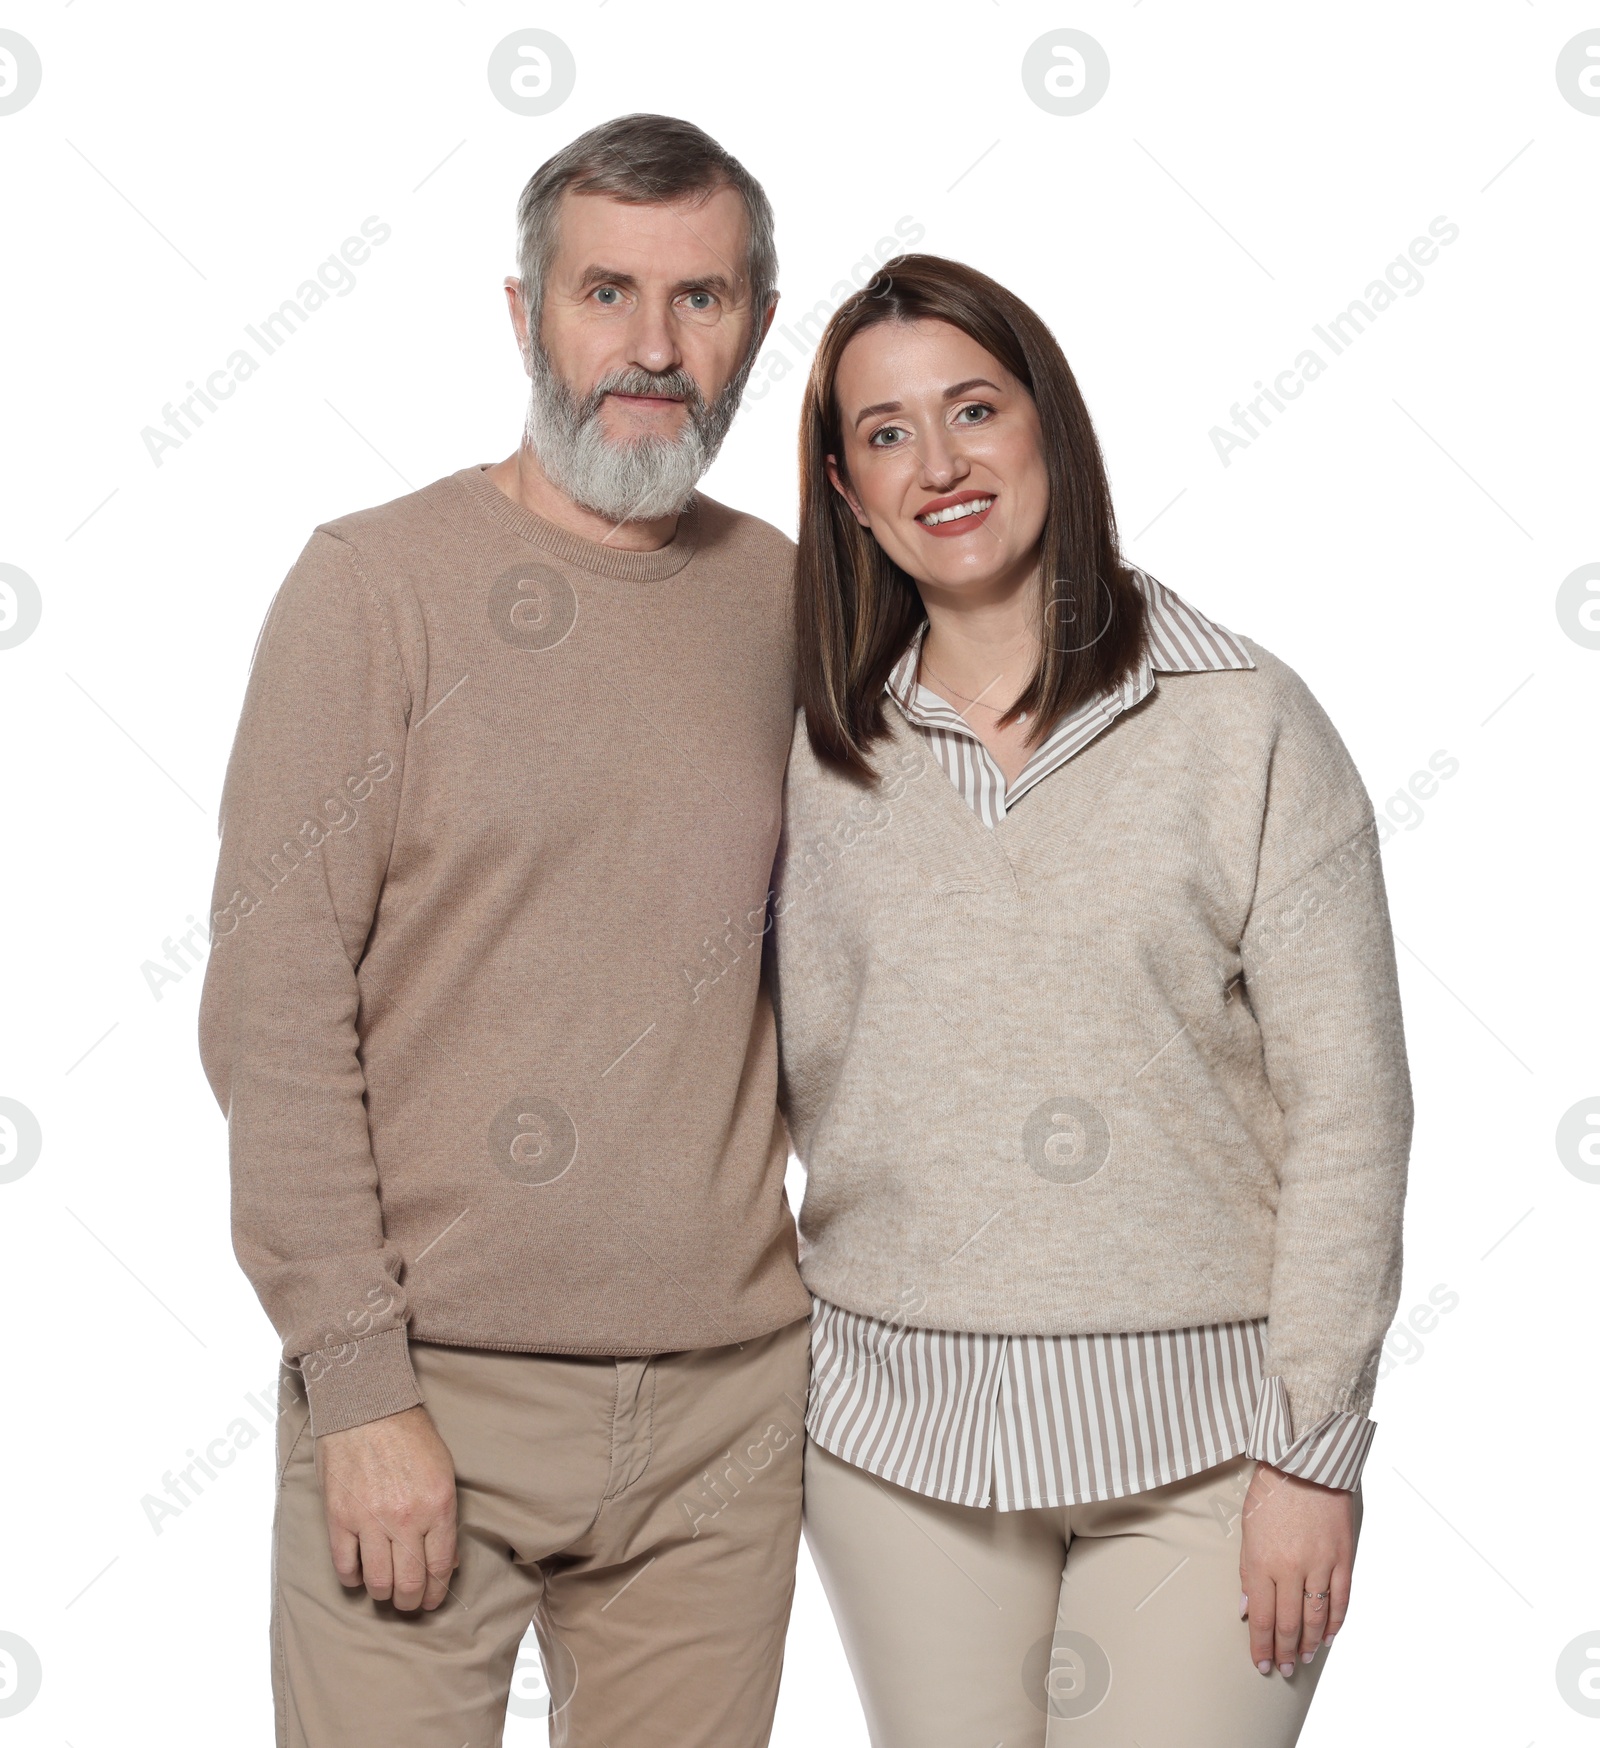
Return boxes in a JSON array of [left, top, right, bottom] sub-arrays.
[[772, 643, 1413, 1430], [200, 466, 810, 1435]]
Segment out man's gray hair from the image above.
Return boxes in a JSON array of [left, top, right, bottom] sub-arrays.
[[515, 113, 777, 336]]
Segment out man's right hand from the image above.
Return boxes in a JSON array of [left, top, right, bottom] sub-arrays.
[[313, 1404, 459, 1611]]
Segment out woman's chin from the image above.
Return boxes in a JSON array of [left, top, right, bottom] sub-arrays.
[[902, 551, 1023, 598]]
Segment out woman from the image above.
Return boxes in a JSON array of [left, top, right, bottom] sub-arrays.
[[771, 255, 1412, 1747]]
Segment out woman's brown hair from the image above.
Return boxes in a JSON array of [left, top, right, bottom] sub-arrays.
[[796, 253, 1147, 776]]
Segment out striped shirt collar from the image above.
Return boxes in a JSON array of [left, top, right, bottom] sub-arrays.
[[885, 569, 1255, 818]]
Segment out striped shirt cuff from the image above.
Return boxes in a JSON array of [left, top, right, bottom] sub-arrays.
[[1247, 1375, 1375, 1491]]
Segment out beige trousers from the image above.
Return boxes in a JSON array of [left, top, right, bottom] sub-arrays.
[[803, 1442, 1363, 1748], [270, 1318, 810, 1747]]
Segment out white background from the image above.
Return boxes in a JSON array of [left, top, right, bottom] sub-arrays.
[[2, 2, 1597, 1742]]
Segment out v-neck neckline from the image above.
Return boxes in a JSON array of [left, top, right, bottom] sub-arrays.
[[886, 671, 1149, 831], [898, 681, 1035, 802], [880, 570, 1256, 831], [877, 708, 1029, 878], [889, 628, 1039, 816]]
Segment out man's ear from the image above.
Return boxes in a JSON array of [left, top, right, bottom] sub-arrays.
[[504, 277, 533, 377], [756, 290, 779, 351], [825, 454, 870, 528]]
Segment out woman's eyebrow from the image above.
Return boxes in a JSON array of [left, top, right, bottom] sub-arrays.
[[851, 379, 1003, 428]]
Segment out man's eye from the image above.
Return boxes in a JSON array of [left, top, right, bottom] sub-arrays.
[[684, 291, 715, 311], [593, 286, 622, 305]]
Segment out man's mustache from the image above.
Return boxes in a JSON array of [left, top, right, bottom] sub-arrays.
[[581, 367, 707, 422]]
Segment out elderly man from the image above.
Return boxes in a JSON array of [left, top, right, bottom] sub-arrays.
[[200, 113, 810, 1746]]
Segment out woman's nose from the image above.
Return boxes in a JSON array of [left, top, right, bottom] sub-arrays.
[[916, 436, 970, 488]]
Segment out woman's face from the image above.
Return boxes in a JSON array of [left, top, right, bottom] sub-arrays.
[[827, 318, 1051, 605]]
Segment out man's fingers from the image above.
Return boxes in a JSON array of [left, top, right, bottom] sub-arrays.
[[389, 1528, 429, 1612], [421, 1521, 459, 1612], [328, 1503, 454, 1611], [313, 1406, 460, 1609], [357, 1525, 396, 1603], [327, 1520, 363, 1589]]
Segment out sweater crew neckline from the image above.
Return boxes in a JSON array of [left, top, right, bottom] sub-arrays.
[[453, 463, 701, 582]]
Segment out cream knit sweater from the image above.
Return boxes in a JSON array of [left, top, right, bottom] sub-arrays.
[[772, 641, 1413, 1430]]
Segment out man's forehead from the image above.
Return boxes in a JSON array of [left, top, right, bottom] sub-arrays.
[[551, 185, 749, 276]]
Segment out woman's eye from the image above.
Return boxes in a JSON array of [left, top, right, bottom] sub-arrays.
[[955, 403, 992, 425], [868, 426, 906, 448]]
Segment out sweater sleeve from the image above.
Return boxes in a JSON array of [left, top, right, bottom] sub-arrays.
[[1237, 664, 1413, 1436], [199, 531, 423, 1437]]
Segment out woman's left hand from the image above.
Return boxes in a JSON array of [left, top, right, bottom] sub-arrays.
[[1239, 1462, 1354, 1678]]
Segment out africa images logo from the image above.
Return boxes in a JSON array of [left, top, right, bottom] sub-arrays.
[[0, 1631, 43, 1717], [487, 30, 576, 115], [1021, 30, 1111, 115], [0, 31, 43, 116], [0, 1099, 43, 1186], [0, 564, 42, 650]]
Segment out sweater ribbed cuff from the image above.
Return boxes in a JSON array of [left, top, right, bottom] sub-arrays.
[[1248, 1375, 1375, 1491], [300, 1325, 423, 1437]]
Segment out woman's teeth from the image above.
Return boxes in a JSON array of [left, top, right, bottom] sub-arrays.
[[918, 496, 994, 526]]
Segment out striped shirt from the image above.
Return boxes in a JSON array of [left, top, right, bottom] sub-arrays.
[[803, 570, 1377, 1507]]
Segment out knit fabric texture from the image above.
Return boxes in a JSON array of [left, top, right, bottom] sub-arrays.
[[773, 639, 1413, 1431], [201, 466, 811, 1434]]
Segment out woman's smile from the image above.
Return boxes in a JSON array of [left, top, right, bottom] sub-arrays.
[[915, 491, 997, 536]]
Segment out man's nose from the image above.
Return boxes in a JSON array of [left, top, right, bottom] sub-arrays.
[[624, 297, 682, 376]]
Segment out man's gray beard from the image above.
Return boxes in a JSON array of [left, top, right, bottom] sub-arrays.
[[521, 338, 751, 525]]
